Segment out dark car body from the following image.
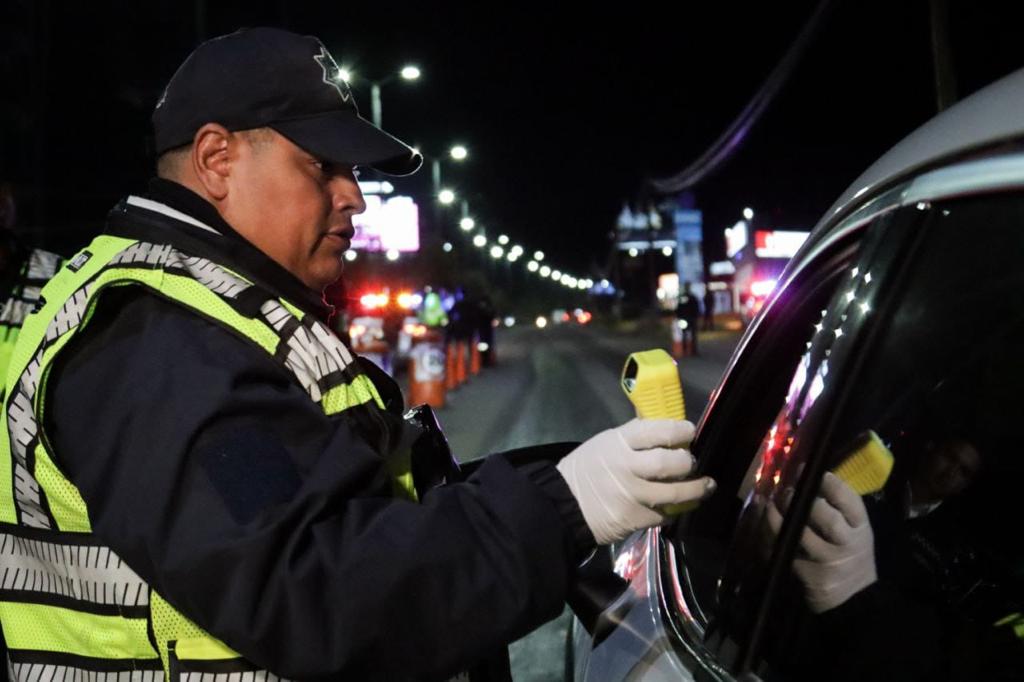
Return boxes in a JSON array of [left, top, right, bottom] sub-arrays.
[[570, 67, 1024, 681]]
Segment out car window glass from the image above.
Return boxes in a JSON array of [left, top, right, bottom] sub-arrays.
[[758, 192, 1024, 681], [664, 210, 904, 664]]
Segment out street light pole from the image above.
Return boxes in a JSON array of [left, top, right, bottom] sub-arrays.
[[431, 158, 442, 197], [371, 82, 383, 128]]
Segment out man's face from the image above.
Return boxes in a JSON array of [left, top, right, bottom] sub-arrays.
[[224, 130, 364, 291], [920, 438, 981, 501]]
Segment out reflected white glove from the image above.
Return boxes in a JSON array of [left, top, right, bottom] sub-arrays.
[[556, 419, 716, 546], [767, 471, 877, 613]]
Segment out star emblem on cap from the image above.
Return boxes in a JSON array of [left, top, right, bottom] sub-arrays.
[[314, 46, 352, 102]]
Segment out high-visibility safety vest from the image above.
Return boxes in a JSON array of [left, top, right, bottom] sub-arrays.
[[0, 234, 417, 681], [0, 248, 63, 388]]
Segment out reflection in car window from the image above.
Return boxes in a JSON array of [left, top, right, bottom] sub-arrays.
[[665, 214, 895, 663], [698, 214, 898, 664], [762, 192, 1024, 681]]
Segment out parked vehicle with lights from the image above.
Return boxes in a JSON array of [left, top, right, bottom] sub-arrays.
[[347, 287, 426, 373], [568, 68, 1024, 681]]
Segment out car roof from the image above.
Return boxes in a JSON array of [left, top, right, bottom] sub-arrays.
[[816, 66, 1024, 234]]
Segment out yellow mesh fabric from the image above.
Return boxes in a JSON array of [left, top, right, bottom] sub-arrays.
[[321, 376, 415, 500], [0, 237, 133, 525], [0, 327, 19, 384], [150, 591, 240, 674], [278, 298, 306, 322], [320, 375, 385, 415], [0, 601, 157, 660], [158, 274, 278, 355], [33, 443, 90, 532]]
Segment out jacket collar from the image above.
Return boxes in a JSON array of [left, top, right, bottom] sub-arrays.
[[108, 178, 333, 321]]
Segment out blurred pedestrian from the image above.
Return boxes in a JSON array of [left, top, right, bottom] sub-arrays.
[[676, 281, 700, 355], [703, 284, 715, 331]]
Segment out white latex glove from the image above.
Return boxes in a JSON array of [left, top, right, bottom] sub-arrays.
[[767, 471, 877, 613], [556, 419, 716, 546]]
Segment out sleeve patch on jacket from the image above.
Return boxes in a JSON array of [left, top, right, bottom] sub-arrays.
[[198, 428, 302, 525]]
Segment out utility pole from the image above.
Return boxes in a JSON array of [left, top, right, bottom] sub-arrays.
[[929, 0, 957, 112]]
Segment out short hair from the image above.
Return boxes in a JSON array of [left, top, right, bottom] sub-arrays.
[[155, 127, 276, 179]]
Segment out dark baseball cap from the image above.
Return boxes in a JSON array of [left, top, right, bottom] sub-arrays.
[[152, 27, 422, 176]]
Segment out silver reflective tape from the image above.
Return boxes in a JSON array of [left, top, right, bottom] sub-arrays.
[[21, 352, 42, 403], [10, 664, 162, 682], [11, 462, 49, 529], [0, 534, 148, 607], [26, 250, 63, 281], [174, 669, 273, 682], [258, 301, 291, 333], [282, 348, 320, 403], [109, 242, 174, 268], [8, 389, 36, 467], [287, 325, 341, 382], [45, 284, 93, 343], [0, 300, 34, 326], [178, 256, 249, 300], [308, 322, 355, 368]]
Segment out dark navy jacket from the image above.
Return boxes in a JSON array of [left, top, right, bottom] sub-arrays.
[[45, 179, 592, 681]]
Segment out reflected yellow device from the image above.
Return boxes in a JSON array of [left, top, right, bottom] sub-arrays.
[[832, 430, 893, 495], [621, 349, 695, 514]]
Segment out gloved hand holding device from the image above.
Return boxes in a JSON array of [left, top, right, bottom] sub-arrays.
[[556, 418, 716, 546], [767, 471, 877, 613]]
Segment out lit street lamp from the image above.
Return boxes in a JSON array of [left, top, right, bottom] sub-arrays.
[[367, 64, 421, 128], [431, 145, 469, 202]]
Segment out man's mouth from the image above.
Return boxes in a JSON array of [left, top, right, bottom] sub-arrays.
[[324, 227, 354, 249]]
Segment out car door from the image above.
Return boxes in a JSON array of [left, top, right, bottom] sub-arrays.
[[665, 155, 1024, 680], [654, 193, 918, 677]]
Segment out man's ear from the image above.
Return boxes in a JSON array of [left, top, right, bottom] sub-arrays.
[[190, 124, 234, 200]]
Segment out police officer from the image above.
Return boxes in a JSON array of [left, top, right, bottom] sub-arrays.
[[0, 28, 714, 681]]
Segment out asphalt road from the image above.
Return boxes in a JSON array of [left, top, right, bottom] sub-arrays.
[[405, 321, 740, 681]]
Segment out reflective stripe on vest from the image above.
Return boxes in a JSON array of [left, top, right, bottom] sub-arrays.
[[0, 234, 413, 680], [0, 249, 64, 398]]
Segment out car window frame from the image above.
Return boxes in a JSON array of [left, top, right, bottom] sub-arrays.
[[735, 149, 1024, 673], [655, 192, 922, 677], [733, 202, 936, 674]]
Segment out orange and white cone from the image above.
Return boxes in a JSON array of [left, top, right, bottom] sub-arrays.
[[470, 334, 482, 376], [408, 335, 447, 408]]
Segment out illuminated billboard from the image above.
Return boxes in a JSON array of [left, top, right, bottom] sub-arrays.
[[352, 195, 420, 253], [725, 220, 748, 258], [753, 230, 809, 259]]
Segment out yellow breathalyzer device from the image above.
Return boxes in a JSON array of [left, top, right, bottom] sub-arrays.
[[832, 430, 894, 495], [621, 349, 696, 514]]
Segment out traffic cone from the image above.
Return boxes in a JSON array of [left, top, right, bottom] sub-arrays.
[[671, 320, 685, 359], [455, 340, 468, 385], [445, 341, 459, 391], [470, 333, 481, 376], [408, 333, 447, 408]]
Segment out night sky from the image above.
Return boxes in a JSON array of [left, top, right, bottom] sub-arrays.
[[3, 1, 1022, 277]]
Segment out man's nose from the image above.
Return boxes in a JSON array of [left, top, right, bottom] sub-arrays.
[[332, 175, 366, 215]]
